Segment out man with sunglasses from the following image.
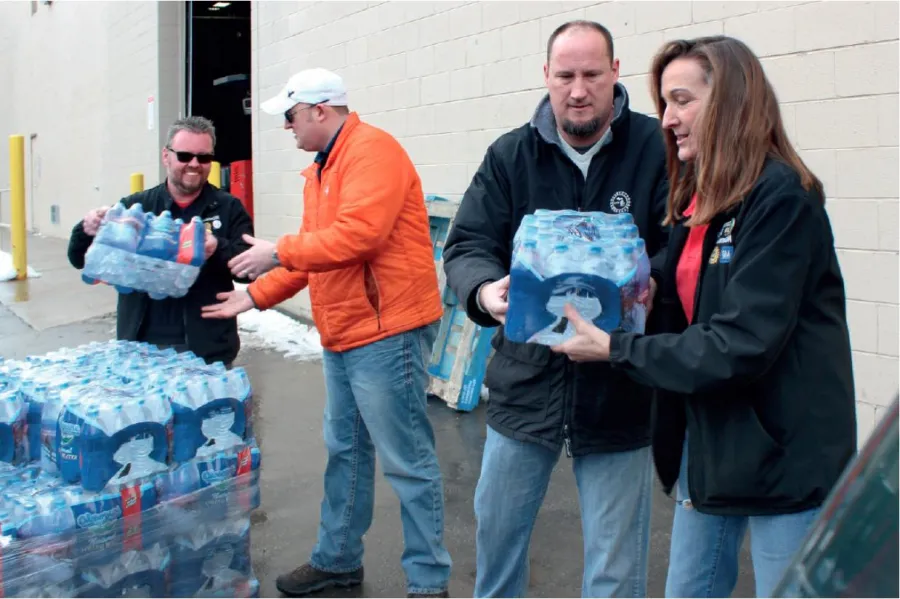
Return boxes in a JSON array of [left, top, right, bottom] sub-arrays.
[[201, 68, 451, 598], [67, 115, 254, 368]]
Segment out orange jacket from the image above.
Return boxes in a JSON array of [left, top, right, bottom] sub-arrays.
[[247, 113, 443, 352]]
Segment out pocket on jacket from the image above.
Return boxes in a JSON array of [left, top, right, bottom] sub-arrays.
[[694, 404, 791, 505], [484, 334, 552, 420], [362, 263, 381, 316]]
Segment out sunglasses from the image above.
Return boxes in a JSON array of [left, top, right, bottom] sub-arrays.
[[166, 147, 215, 164], [284, 102, 324, 124]]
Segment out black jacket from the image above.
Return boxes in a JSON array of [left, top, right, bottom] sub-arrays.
[[442, 84, 670, 456], [610, 158, 857, 516], [67, 182, 254, 365]]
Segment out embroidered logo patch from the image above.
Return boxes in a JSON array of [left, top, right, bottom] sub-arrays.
[[717, 218, 735, 244], [202, 215, 222, 231], [719, 245, 733, 264], [709, 244, 734, 265], [609, 191, 631, 213]]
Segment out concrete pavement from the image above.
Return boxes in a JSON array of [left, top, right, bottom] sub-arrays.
[[0, 232, 755, 597]]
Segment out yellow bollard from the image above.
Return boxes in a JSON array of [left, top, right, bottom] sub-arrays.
[[208, 161, 221, 188], [9, 135, 27, 280], [130, 173, 144, 194]]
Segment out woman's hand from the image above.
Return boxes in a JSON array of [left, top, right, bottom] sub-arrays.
[[550, 304, 612, 362]]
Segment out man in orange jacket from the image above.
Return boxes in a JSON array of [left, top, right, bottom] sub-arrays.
[[202, 68, 451, 598]]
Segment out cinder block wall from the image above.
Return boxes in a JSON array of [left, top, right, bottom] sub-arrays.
[[0, 1, 181, 238], [251, 0, 899, 444]]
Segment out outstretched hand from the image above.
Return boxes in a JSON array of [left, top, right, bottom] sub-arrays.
[[550, 304, 611, 362], [201, 289, 255, 319], [228, 234, 277, 280]]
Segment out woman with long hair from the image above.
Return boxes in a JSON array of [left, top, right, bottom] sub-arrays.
[[550, 36, 857, 597]]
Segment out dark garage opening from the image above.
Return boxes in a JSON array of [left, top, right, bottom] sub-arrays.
[[186, 0, 252, 178]]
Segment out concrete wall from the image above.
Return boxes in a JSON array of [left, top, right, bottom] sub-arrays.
[[251, 0, 899, 443], [0, 0, 182, 239]]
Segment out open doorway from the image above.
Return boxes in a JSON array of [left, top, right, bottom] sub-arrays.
[[185, 0, 251, 189]]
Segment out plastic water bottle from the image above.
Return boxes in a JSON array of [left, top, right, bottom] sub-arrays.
[[630, 239, 652, 334], [177, 217, 207, 268], [0, 383, 27, 467], [137, 211, 182, 299], [77, 543, 172, 598], [137, 211, 179, 262], [41, 385, 75, 475], [620, 224, 639, 239], [613, 245, 637, 286], [514, 239, 543, 280], [583, 245, 609, 280], [544, 243, 571, 277], [64, 389, 173, 492], [169, 517, 253, 598], [94, 202, 145, 253]]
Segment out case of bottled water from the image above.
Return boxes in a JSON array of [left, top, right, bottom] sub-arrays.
[[0, 341, 262, 597], [505, 209, 652, 346], [82, 201, 207, 299]]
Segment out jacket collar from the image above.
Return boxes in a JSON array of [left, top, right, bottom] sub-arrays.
[[529, 82, 630, 151], [161, 181, 218, 214], [303, 112, 361, 180]]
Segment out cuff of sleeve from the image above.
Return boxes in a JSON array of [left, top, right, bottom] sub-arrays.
[[275, 235, 299, 271], [609, 330, 630, 367], [465, 279, 505, 328], [474, 282, 489, 313], [246, 285, 264, 310]]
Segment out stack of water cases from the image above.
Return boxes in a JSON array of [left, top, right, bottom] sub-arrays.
[[505, 209, 652, 346], [82, 202, 207, 299], [0, 341, 261, 597]]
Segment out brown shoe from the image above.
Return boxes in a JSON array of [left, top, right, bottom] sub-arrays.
[[275, 563, 363, 596], [407, 591, 449, 598]]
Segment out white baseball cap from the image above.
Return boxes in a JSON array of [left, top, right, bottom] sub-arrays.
[[260, 68, 349, 116]]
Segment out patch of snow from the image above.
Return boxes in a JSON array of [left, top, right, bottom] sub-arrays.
[[234, 283, 322, 361], [0, 250, 41, 281]]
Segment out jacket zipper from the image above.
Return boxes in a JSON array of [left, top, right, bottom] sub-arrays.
[[563, 156, 583, 454], [563, 361, 573, 458], [183, 304, 189, 346], [367, 263, 383, 331], [573, 161, 584, 213]]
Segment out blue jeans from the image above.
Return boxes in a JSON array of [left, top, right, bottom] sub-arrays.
[[474, 425, 653, 597], [309, 323, 452, 595], [666, 441, 820, 598]]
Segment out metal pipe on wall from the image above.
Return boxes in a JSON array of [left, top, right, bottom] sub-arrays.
[[186, 0, 193, 117]]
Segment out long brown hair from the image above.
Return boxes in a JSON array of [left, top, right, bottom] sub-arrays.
[[650, 36, 823, 226]]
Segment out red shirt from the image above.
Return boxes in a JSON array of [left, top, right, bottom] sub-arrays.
[[676, 195, 709, 324]]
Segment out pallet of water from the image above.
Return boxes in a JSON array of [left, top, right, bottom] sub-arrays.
[[0, 340, 262, 598]]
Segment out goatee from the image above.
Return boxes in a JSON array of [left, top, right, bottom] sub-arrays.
[[562, 118, 602, 140]]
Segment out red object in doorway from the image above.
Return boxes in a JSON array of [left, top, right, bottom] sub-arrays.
[[230, 160, 254, 220]]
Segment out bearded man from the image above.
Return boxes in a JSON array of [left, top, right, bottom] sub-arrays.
[[441, 20, 671, 598], [67, 116, 254, 367]]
